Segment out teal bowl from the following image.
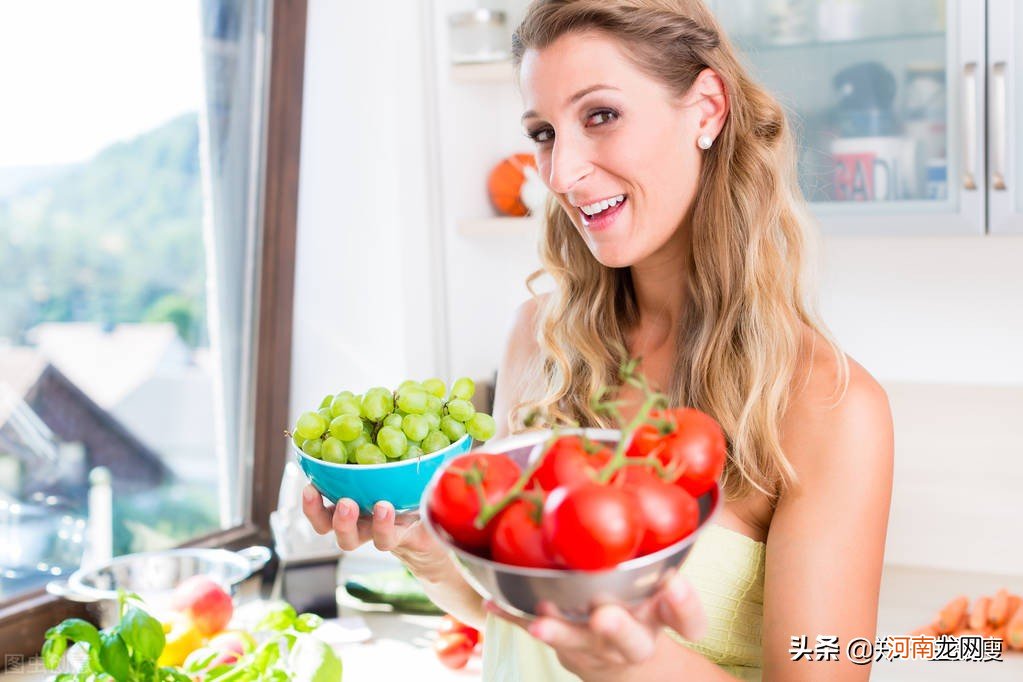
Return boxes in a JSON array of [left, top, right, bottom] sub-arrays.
[[295, 434, 473, 514]]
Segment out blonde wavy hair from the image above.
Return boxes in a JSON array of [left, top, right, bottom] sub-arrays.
[[508, 0, 849, 501]]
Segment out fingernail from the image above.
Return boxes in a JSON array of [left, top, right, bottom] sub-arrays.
[[528, 622, 547, 641], [336, 503, 350, 519], [374, 502, 390, 520], [302, 486, 316, 503]]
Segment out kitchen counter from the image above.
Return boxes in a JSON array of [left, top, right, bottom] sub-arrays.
[[4, 561, 1021, 680]]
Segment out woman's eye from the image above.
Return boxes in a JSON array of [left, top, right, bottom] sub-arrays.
[[527, 127, 554, 144], [586, 109, 619, 127]]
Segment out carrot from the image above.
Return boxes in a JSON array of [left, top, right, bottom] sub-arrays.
[[969, 596, 990, 630], [908, 622, 938, 636], [937, 595, 969, 634], [1007, 595, 1022, 621], [989, 589, 1011, 626], [1006, 605, 1023, 650]]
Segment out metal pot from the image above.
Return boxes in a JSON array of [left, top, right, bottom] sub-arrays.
[[46, 546, 271, 628]]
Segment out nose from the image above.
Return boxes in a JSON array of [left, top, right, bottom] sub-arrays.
[[545, 135, 592, 195]]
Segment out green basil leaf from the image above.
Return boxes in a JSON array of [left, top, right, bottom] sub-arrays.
[[118, 606, 166, 660], [98, 632, 131, 682], [48, 619, 101, 650], [42, 634, 68, 669], [294, 613, 323, 633], [255, 603, 297, 632], [160, 668, 194, 682]]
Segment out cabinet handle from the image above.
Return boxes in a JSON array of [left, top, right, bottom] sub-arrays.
[[962, 62, 978, 190], [992, 61, 1008, 191]]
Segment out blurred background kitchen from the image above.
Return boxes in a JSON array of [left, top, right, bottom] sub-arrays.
[[2, 0, 1023, 678]]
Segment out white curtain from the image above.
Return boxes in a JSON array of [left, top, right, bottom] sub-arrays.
[[197, 0, 270, 527]]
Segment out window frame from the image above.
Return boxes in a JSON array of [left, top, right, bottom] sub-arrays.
[[0, 0, 307, 663]]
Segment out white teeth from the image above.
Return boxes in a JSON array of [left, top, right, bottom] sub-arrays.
[[580, 194, 625, 215]]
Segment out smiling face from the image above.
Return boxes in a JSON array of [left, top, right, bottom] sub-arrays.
[[519, 31, 707, 269]]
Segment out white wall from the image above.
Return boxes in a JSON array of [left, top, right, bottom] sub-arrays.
[[290, 0, 445, 420]]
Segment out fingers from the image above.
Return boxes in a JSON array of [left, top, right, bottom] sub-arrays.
[[301, 485, 335, 534], [370, 501, 401, 551], [590, 604, 656, 664], [330, 498, 369, 550], [657, 575, 706, 642]]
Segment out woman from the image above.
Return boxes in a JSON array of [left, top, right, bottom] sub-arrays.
[[303, 1, 894, 679]]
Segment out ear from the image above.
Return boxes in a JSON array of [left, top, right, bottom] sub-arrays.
[[690, 68, 729, 138]]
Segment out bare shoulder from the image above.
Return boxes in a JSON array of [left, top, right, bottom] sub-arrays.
[[782, 329, 893, 481]]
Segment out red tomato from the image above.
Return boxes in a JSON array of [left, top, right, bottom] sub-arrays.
[[434, 632, 474, 669], [659, 408, 727, 496], [625, 409, 677, 458], [542, 483, 643, 570], [491, 496, 557, 568], [428, 453, 521, 551], [439, 614, 480, 647], [528, 436, 612, 491], [620, 467, 700, 555]]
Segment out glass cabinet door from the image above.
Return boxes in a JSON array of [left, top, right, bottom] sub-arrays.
[[708, 0, 985, 234], [988, 0, 1022, 233]]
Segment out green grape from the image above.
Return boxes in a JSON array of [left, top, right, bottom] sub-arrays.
[[360, 387, 393, 422], [424, 412, 442, 431], [321, 437, 347, 463], [396, 388, 428, 415], [421, 430, 451, 454], [377, 426, 408, 459], [330, 394, 361, 418], [446, 398, 475, 423], [401, 414, 430, 442], [345, 431, 370, 455], [467, 412, 496, 441], [440, 415, 466, 442], [291, 431, 304, 448], [398, 380, 423, 392], [354, 443, 386, 465], [383, 413, 404, 430], [295, 411, 328, 440], [425, 395, 443, 414], [450, 377, 475, 401], [317, 407, 333, 423], [402, 443, 424, 460], [301, 438, 323, 459], [329, 413, 364, 441], [422, 378, 446, 399], [319, 394, 334, 409]]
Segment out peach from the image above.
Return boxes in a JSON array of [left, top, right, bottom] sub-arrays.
[[171, 575, 234, 636]]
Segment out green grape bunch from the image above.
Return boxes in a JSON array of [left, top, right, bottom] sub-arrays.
[[289, 377, 497, 465]]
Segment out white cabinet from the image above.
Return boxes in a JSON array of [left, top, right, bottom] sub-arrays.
[[435, 0, 1023, 236]]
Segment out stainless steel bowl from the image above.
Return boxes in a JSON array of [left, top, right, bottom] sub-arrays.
[[420, 428, 720, 622], [47, 546, 271, 627]]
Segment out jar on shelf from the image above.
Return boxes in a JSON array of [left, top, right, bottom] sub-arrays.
[[448, 9, 510, 64]]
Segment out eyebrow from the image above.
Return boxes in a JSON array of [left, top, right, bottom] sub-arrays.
[[521, 84, 620, 121]]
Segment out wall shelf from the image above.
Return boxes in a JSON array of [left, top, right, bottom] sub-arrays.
[[456, 216, 540, 237], [451, 60, 514, 84]]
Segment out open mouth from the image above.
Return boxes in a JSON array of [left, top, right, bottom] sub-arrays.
[[578, 194, 627, 229]]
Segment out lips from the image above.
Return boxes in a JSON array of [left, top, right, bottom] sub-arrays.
[[578, 196, 627, 232]]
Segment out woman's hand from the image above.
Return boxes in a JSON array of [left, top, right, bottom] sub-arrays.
[[487, 572, 706, 681], [300, 485, 446, 578]]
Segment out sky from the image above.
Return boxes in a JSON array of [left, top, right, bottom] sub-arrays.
[[0, 1, 202, 167]]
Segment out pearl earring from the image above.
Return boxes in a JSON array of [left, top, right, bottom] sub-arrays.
[[697, 134, 713, 150]]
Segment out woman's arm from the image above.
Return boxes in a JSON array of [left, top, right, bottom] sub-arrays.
[[761, 356, 894, 680]]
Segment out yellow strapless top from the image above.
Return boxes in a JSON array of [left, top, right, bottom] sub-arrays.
[[481, 523, 766, 681]]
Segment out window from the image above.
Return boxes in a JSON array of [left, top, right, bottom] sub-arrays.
[[0, 0, 305, 662]]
